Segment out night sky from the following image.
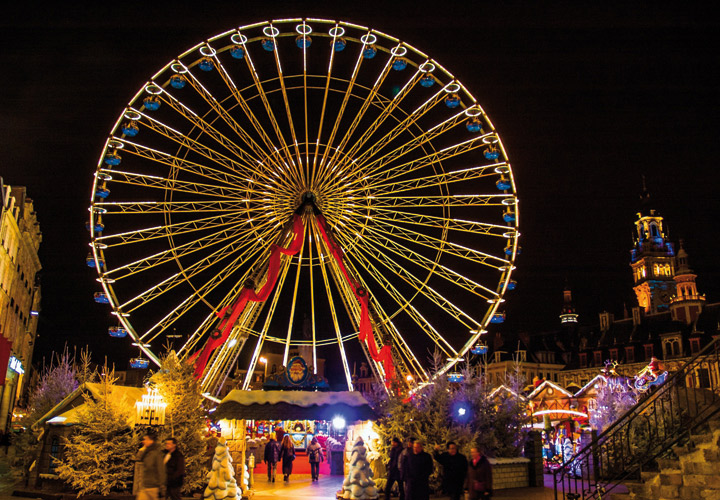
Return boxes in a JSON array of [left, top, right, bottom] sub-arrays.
[[2, 2, 718, 374]]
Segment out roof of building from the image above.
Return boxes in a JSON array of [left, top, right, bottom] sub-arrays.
[[214, 390, 376, 421]]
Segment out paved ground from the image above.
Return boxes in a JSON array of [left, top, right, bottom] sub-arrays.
[[251, 475, 561, 500]]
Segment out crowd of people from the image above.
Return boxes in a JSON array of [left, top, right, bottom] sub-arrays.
[[386, 437, 493, 500], [134, 432, 185, 500]]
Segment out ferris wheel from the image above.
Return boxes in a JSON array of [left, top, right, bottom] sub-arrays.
[[87, 18, 520, 395]]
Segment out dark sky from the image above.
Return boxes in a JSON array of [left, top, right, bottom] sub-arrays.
[[1, 2, 718, 372]]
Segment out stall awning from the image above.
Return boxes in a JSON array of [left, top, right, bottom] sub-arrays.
[[214, 390, 376, 421]]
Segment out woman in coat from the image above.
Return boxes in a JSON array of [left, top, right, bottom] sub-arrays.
[[307, 437, 324, 481], [280, 434, 296, 481], [466, 447, 492, 499]]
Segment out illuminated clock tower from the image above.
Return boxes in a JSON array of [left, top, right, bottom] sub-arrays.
[[630, 203, 676, 314]]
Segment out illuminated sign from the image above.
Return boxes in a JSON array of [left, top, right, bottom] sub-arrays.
[[9, 356, 24, 374]]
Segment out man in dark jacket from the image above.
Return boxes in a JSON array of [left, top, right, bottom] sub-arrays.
[[433, 442, 468, 500], [164, 437, 185, 500], [385, 437, 404, 500], [263, 435, 281, 482], [402, 440, 433, 500], [137, 432, 166, 500], [466, 447, 493, 499]]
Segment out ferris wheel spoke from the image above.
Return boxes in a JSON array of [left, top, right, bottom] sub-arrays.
[[124, 113, 268, 183], [100, 168, 249, 201], [106, 218, 276, 282], [349, 88, 446, 168], [338, 236, 460, 356], [357, 193, 513, 209], [140, 237, 271, 344], [312, 44, 367, 189], [96, 212, 251, 247], [360, 217, 508, 269], [351, 208, 513, 238], [352, 108, 471, 180], [239, 43, 302, 178], [312, 222, 356, 390], [340, 226, 500, 300], [336, 230, 482, 330], [361, 163, 500, 197], [361, 134, 494, 186], [241, 256, 294, 390], [340, 67, 423, 166], [282, 223, 307, 366], [153, 87, 280, 175], [94, 200, 258, 215]]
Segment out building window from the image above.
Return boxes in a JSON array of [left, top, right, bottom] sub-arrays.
[[609, 348, 618, 361], [579, 353, 587, 368], [593, 351, 603, 366], [690, 338, 700, 355], [644, 345, 654, 360], [625, 346, 635, 363], [697, 368, 711, 388], [49, 436, 60, 474]]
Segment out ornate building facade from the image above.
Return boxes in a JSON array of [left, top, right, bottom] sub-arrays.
[[0, 180, 42, 432]]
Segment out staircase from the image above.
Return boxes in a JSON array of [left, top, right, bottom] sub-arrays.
[[610, 419, 720, 500], [553, 337, 720, 500]]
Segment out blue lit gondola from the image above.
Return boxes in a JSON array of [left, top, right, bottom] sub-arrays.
[[505, 245, 521, 256], [86, 222, 105, 232], [130, 358, 150, 369], [230, 45, 245, 59], [333, 38, 347, 51], [445, 93, 461, 108], [95, 188, 110, 199], [94, 292, 110, 304], [503, 209, 516, 223], [170, 74, 186, 89], [121, 122, 139, 137], [363, 45, 377, 59], [496, 177, 512, 191], [104, 152, 121, 166], [490, 312, 506, 324], [448, 372, 464, 383], [466, 119, 483, 133], [420, 74, 435, 88], [198, 57, 214, 72], [295, 35, 312, 48], [108, 326, 128, 338], [507, 280, 517, 291], [86, 253, 104, 268], [143, 96, 161, 111], [484, 148, 500, 160], [261, 38, 275, 51], [471, 343, 488, 355], [392, 58, 407, 71]]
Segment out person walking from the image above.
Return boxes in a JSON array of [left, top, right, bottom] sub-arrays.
[[307, 437, 324, 481], [385, 437, 404, 500], [136, 432, 166, 500], [466, 447, 492, 499], [397, 436, 415, 487], [402, 440, 433, 500], [263, 433, 281, 482], [433, 442, 468, 500], [164, 437, 185, 500], [280, 434, 296, 481]]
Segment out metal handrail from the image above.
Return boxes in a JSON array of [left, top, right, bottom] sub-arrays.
[[553, 336, 720, 500]]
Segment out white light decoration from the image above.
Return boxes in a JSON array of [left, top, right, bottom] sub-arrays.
[[332, 416, 346, 430], [135, 387, 166, 426]]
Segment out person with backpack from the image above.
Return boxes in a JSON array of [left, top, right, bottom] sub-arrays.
[[263, 433, 281, 482], [307, 437, 324, 481]]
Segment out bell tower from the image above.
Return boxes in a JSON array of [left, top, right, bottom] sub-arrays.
[[629, 182, 676, 314], [669, 240, 705, 323]]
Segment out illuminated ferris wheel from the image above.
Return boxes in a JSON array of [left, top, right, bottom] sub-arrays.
[[87, 18, 520, 395]]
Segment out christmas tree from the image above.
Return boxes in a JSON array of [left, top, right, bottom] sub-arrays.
[[204, 438, 241, 500], [340, 437, 379, 500], [151, 351, 207, 492], [55, 368, 137, 496]]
